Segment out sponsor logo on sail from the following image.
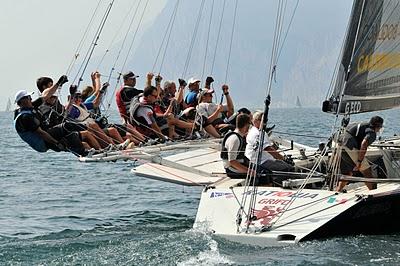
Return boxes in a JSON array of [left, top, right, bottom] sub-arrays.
[[345, 101, 362, 114]]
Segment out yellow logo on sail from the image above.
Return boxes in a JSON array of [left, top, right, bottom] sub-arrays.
[[357, 53, 400, 73]]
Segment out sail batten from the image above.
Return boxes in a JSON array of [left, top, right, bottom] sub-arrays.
[[323, 0, 400, 115]]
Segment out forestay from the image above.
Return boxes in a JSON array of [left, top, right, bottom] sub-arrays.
[[323, 0, 400, 115]]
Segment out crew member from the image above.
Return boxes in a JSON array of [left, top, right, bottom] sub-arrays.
[[337, 116, 384, 192], [221, 114, 253, 177]]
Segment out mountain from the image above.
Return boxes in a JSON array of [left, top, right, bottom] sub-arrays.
[[100, 0, 353, 109]]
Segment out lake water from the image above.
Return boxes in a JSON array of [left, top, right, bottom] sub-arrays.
[[2, 108, 400, 265]]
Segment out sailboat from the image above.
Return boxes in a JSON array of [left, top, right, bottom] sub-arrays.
[[5, 98, 11, 112], [295, 96, 302, 108], [129, 0, 400, 246]]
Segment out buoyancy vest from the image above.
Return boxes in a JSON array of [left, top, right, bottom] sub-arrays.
[[70, 104, 93, 122], [116, 85, 142, 121], [14, 109, 48, 152], [129, 95, 155, 129], [220, 131, 248, 166], [38, 102, 65, 129]]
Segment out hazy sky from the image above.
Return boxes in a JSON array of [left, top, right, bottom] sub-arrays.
[[0, 0, 166, 110]]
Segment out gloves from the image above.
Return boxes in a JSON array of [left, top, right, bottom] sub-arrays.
[[57, 75, 68, 86], [206, 76, 214, 85], [155, 75, 162, 83], [100, 82, 110, 94], [69, 85, 78, 96], [178, 78, 187, 87]]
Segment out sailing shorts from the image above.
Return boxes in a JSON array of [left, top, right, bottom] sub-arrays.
[[342, 146, 370, 172]]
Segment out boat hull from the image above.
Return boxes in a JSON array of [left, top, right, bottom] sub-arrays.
[[194, 183, 400, 247]]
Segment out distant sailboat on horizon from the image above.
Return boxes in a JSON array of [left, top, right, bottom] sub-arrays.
[[295, 96, 302, 108], [5, 98, 11, 112]]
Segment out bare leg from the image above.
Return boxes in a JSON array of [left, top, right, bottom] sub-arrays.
[[107, 127, 124, 143], [126, 124, 146, 142], [204, 125, 221, 138], [82, 141, 91, 150], [80, 130, 102, 150], [361, 167, 375, 190], [88, 123, 113, 147]]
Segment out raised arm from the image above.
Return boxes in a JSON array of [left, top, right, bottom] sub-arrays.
[[176, 79, 187, 104], [222, 84, 234, 117], [42, 75, 68, 101]]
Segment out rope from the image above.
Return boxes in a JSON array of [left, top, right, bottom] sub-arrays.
[[272, 130, 328, 139]]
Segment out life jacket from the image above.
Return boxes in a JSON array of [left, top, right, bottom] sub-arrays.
[[14, 109, 48, 152], [116, 85, 142, 121], [129, 95, 155, 136], [220, 131, 248, 166], [38, 102, 65, 129], [70, 104, 92, 122]]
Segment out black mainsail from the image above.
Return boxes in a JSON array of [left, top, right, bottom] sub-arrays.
[[323, 0, 400, 114]]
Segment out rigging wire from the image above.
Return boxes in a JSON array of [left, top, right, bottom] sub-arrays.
[[104, 0, 150, 114], [120, 0, 150, 77], [224, 0, 239, 83], [158, 0, 180, 75], [73, 0, 115, 88], [103, 0, 143, 112], [65, 0, 103, 77], [96, 0, 139, 72], [151, 0, 180, 74], [201, 0, 215, 81], [210, 0, 227, 76], [182, 0, 206, 78]]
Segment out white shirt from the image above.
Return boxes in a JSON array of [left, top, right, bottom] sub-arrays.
[[197, 102, 226, 118], [136, 97, 155, 125], [222, 130, 241, 171], [245, 126, 275, 164]]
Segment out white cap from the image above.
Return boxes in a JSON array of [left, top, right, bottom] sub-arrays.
[[15, 90, 34, 104], [188, 77, 201, 86]]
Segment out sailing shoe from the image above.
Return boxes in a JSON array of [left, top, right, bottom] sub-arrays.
[[116, 139, 130, 150], [86, 148, 97, 158]]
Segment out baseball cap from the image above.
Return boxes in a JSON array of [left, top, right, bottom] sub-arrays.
[[123, 71, 139, 80], [197, 88, 214, 101], [188, 77, 201, 86], [15, 90, 34, 103]]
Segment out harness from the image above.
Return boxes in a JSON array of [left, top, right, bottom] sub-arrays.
[[221, 131, 249, 166], [14, 109, 48, 152]]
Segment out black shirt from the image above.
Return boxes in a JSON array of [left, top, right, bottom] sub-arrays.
[[14, 98, 44, 133], [121, 86, 143, 102], [344, 122, 377, 149], [38, 99, 66, 129]]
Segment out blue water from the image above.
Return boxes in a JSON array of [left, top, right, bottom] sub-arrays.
[[2, 108, 400, 265]]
